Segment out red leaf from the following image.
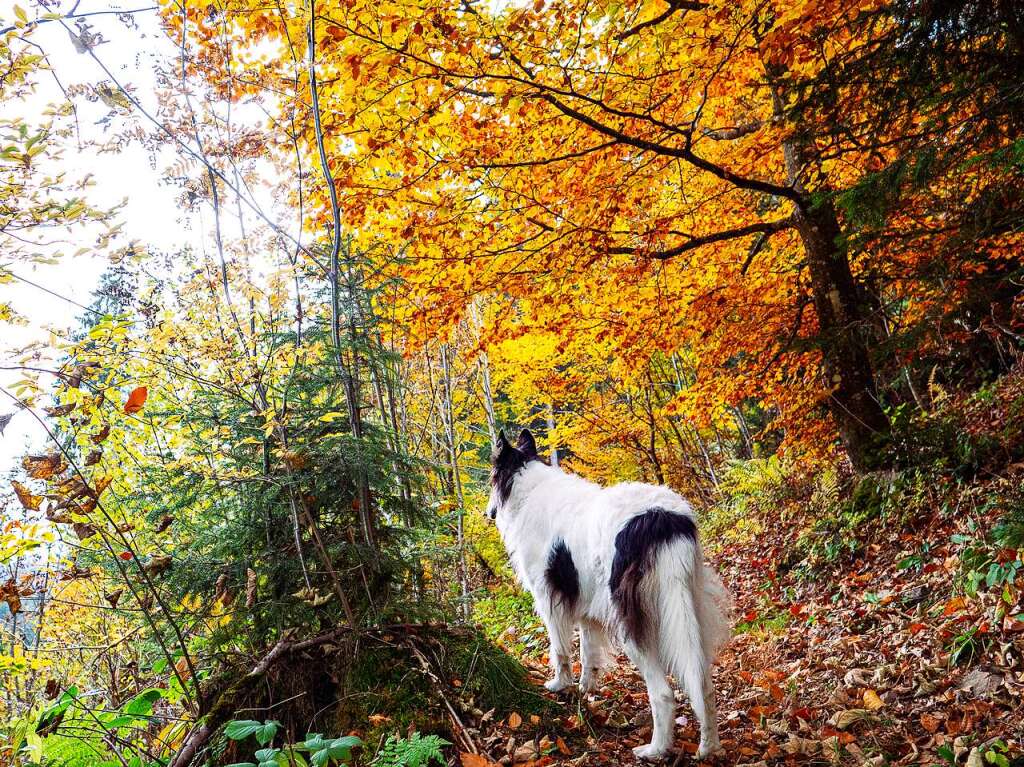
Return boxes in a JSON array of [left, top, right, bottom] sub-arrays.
[[124, 386, 148, 414], [118, 551, 132, 560]]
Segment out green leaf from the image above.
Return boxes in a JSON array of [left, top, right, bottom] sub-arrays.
[[124, 688, 164, 717], [224, 720, 264, 741], [255, 747, 281, 767], [254, 720, 280, 746]]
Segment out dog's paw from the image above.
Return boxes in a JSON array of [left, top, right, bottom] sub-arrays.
[[696, 740, 724, 760], [632, 744, 672, 761], [544, 677, 571, 692]]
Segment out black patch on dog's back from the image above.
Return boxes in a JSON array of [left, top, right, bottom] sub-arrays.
[[545, 539, 580, 610], [609, 508, 697, 646]]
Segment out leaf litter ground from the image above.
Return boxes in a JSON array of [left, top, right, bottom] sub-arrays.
[[459, 497, 1023, 766]]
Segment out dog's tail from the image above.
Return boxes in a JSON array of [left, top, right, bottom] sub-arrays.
[[653, 536, 732, 688]]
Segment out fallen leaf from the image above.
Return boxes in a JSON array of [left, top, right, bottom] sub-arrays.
[[508, 712, 522, 729], [959, 668, 1002, 698], [460, 754, 499, 767], [828, 708, 877, 730], [919, 712, 942, 733], [862, 689, 884, 711], [782, 736, 820, 756]]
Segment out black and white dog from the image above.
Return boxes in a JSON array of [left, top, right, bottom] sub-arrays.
[[486, 430, 731, 760]]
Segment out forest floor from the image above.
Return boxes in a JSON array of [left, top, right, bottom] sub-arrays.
[[463, 493, 1024, 767]]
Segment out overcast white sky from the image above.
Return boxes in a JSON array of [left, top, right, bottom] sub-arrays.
[[1, 2, 198, 472]]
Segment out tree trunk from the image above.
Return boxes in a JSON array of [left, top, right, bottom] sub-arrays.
[[793, 202, 891, 471]]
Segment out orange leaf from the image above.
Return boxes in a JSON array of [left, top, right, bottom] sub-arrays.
[[11, 481, 42, 511], [124, 386, 148, 414], [942, 597, 966, 617], [507, 712, 522, 729], [23, 453, 66, 480], [460, 754, 500, 767]]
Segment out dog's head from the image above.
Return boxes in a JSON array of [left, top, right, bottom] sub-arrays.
[[485, 428, 539, 521]]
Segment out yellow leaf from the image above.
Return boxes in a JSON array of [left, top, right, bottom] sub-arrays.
[[863, 689, 884, 711]]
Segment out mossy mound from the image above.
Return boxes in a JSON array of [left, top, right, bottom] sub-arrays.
[[203, 623, 552, 764], [335, 624, 551, 735]]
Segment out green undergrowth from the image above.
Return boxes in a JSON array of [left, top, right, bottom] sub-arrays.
[[473, 585, 546, 658], [335, 625, 553, 738]]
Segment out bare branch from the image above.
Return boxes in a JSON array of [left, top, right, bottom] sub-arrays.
[[608, 217, 793, 260]]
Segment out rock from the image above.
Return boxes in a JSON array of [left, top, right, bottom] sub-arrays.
[[966, 748, 983, 767]]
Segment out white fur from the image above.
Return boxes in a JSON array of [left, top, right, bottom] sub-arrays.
[[487, 460, 731, 761]]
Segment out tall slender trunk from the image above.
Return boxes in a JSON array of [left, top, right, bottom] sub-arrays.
[[440, 345, 471, 619]]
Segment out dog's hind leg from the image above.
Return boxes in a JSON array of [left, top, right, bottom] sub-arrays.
[[578, 622, 610, 694], [539, 607, 575, 692], [624, 641, 675, 760], [686, 663, 721, 759]]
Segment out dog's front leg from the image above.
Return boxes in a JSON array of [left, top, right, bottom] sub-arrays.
[[539, 609, 574, 692]]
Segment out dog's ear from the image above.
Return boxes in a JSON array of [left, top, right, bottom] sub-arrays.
[[492, 430, 511, 462], [517, 428, 537, 458]]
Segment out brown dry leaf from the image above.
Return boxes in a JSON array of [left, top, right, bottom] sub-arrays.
[[45, 403, 77, 417], [91, 424, 110, 444], [155, 514, 174, 533], [91, 476, 113, 498], [554, 736, 570, 756], [829, 708, 877, 730], [508, 711, 523, 729], [11, 480, 42, 511], [919, 712, 942, 733], [72, 522, 96, 540], [1, 580, 21, 614], [23, 453, 66, 480], [85, 449, 102, 466], [246, 567, 257, 607], [862, 689, 884, 711], [105, 589, 123, 607], [782, 736, 821, 756], [174, 655, 192, 681], [144, 554, 173, 575]]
